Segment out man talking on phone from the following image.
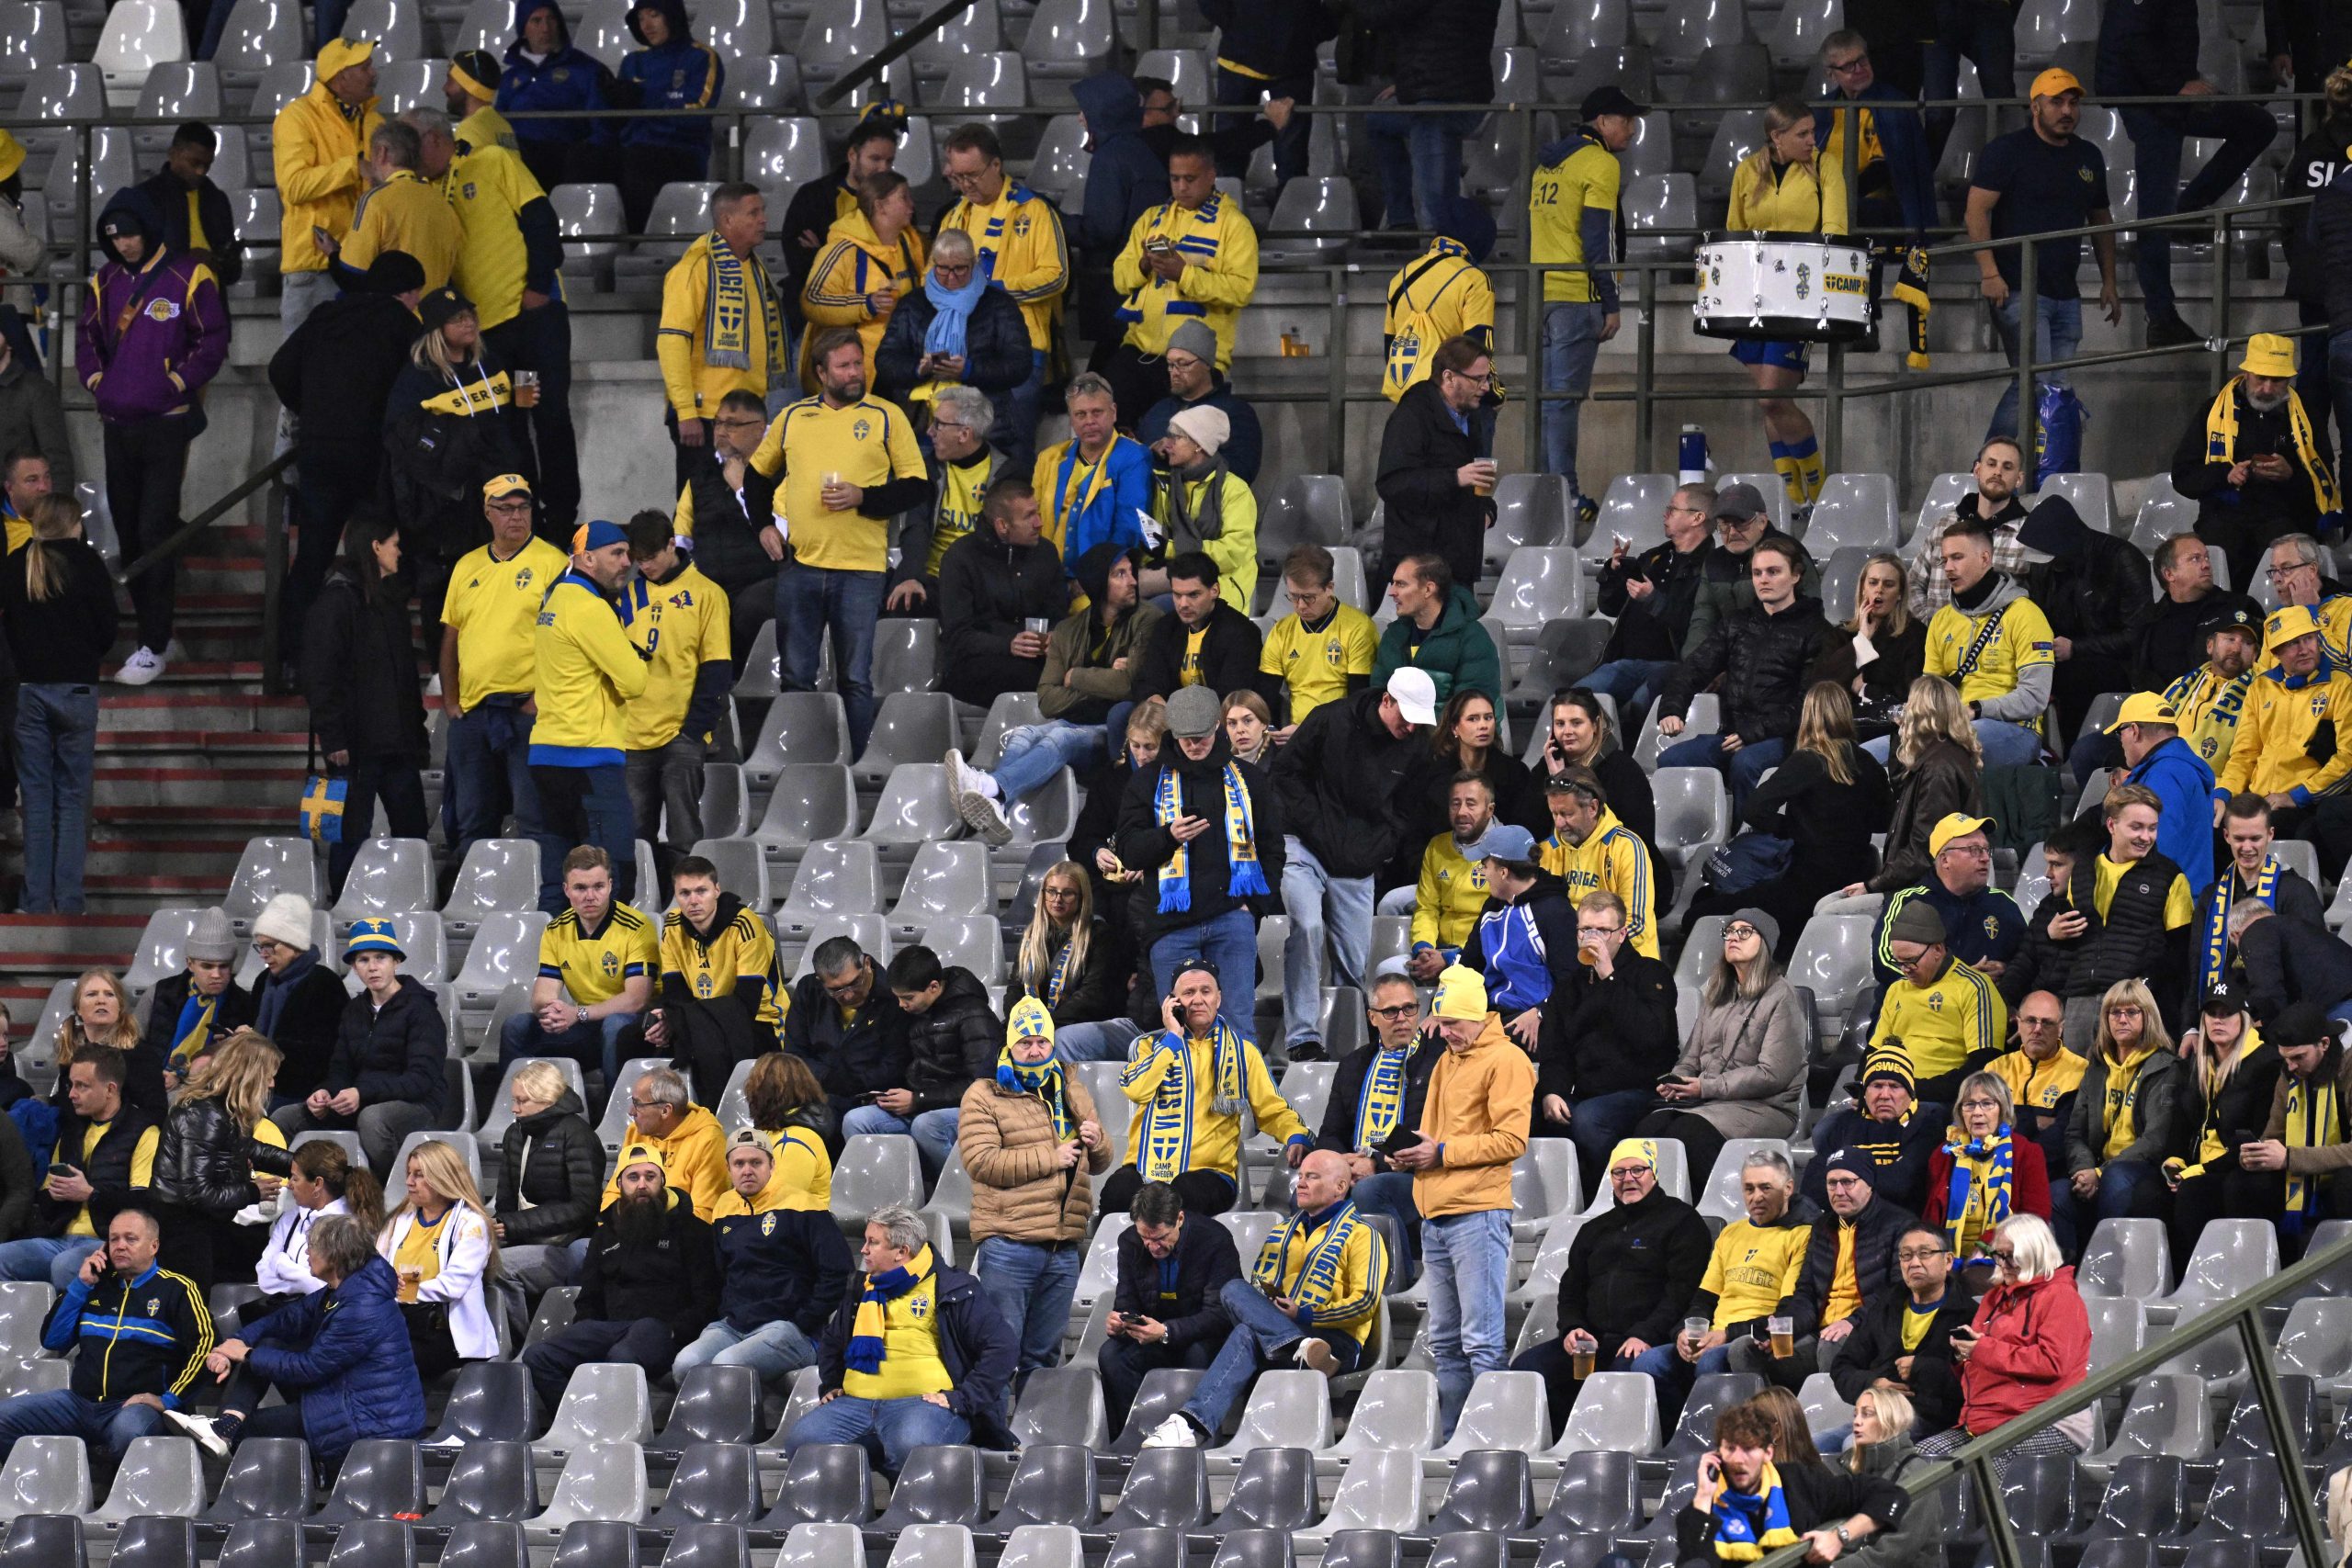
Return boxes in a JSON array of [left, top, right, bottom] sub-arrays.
[[1679, 1395, 1907, 1565]]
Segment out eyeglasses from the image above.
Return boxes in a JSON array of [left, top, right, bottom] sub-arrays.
[[822, 976, 866, 999], [1723, 924, 1760, 941], [1958, 1098, 2003, 1113], [486, 498, 532, 513], [1826, 53, 1870, 73], [2267, 563, 2314, 581], [943, 166, 995, 187], [1447, 368, 1494, 387], [1896, 1247, 1947, 1262], [2107, 1003, 2145, 1017], [1577, 925, 1623, 940], [628, 1098, 662, 1111], [933, 264, 975, 280], [1984, 1247, 2018, 1264], [1941, 841, 1993, 858], [1368, 1003, 1418, 1020], [1165, 355, 1204, 374]]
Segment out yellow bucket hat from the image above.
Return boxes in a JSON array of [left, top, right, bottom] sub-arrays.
[[316, 36, 377, 81], [2240, 333, 2298, 380], [0, 132, 24, 186]]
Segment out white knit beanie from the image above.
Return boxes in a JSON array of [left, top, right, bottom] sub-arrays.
[[252, 891, 316, 952]]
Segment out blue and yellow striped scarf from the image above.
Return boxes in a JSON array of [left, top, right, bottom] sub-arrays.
[[1252, 1199, 1364, 1317], [1353, 1041, 1419, 1149], [1939, 1123, 2015, 1256], [167, 992, 223, 1072], [2201, 856, 2280, 998], [1710, 1461, 1801, 1562], [1126, 1020, 1249, 1180], [997, 1049, 1075, 1142], [844, 1243, 935, 1375], [2284, 1068, 2342, 1229], [1155, 761, 1269, 913]]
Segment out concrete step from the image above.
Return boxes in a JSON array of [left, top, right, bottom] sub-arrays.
[[90, 763, 305, 811], [0, 913, 148, 962], [81, 835, 254, 877], [97, 658, 266, 689], [98, 691, 307, 734]]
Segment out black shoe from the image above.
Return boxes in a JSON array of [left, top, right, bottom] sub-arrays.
[[2146, 313, 2201, 349], [1287, 1039, 1326, 1063]]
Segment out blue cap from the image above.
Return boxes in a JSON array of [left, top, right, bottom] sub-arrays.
[[343, 918, 405, 963], [1465, 824, 1540, 865], [571, 519, 628, 553]]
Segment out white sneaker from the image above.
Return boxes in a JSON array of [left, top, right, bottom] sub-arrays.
[[971, 791, 1012, 847], [114, 647, 165, 686], [165, 1408, 231, 1459], [945, 747, 1013, 843], [1294, 1337, 1339, 1376], [1140, 1415, 1202, 1449]]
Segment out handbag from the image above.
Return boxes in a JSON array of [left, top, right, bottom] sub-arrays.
[[299, 736, 345, 847], [1703, 831, 1794, 897]]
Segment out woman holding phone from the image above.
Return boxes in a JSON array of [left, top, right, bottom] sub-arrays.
[[1912, 1214, 2093, 1474]]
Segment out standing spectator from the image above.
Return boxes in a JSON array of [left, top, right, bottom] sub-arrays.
[[490, 1061, 602, 1297], [1316, 974, 1440, 1280], [1146, 409, 1258, 609], [0, 359, 74, 508], [2242, 1003, 2352, 1247], [872, 231, 1033, 421], [1261, 544, 1379, 728], [1536, 689, 1658, 851], [0, 497, 116, 915], [1922, 1072, 2054, 1261], [2098, 0, 2277, 347], [1129, 554, 1265, 707], [1923, 0, 2018, 152], [274, 39, 382, 334], [674, 389, 781, 651], [1741, 1149, 1915, 1386], [1724, 100, 1846, 512], [1382, 204, 1496, 410], [614, 0, 722, 233], [301, 515, 428, 901], [0, 1050, 155, 1292], [2108, 694, 2220, 893], [1539, 889, 1679, 1188], [1034, 374, 1153, 563], [1816, 33, 1937, 368], [1965, 72, 2120, 441], [1358, 0, 1500, 231], [529, 521, 649, 907], [782, 105, 905, 334], [2164, 984, 2281, 1258], [250, 895, 347, 1110], [142, 909, 250, 1086], [641, 859, 786, 1107], [673, 1130, 851, 1387], [1584, 485, 1718, 728], [1139, 321, 1264, 485], [1100, 1182, 1241, 1434], [935, 125, 1069, 463], [598, 1066, 729, 1220], [273, 922, 447, 1178], [2058, 979, 2179, 1251], [618, 512, 732, 888], [801, 172, 926, 392], [151, 1032, 287, 1293], [78, 187, 226, 689], [659, 185, 785, 489], [1907, 441, 2029, 620], [375, 1142, 500, 1378], [937, 479, 1068, 710], [1636, 912, 1808, 1179], [2016, 496, 2154, 743], [1532, 91, 1639, 516], [500, 846, 655, 1085], [1872, 900, 2007, 1105], [1914, 1216, 2092, 1471], [447, 50, 519, 152], [740, 1054, 837, 1210], [2172, 334, 2340, 589], [2230, 901, 2352, 1023], [1102, 137, 1260, 429], [1657, 537, 1842, 809], [844, 946, 999, 1179], [787, 937, 913, 1124], [1372, 553, 1502, 706], [496, 0, 615, 195], [1071, 76, 1169, 353], [1802, 1050, 1944, 1216], [324, 121, 460, 294], [960, 1000, 1114, 1375], [135, 124, 241, 291], [1196, 0, 1326, 182], [1375, 338, 1497, 591]]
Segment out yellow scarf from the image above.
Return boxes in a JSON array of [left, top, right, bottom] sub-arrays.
[[2205, 376, 2341, 513], [2285, 1068, 2342, 1219]]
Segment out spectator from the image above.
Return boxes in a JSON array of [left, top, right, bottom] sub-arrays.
[[376, 1141, 500, 1378], [1538, 769, 1660, 959], [1645, 1150, 1815, 1418], [1804, 1051, 1944, 1220], [0, 1050, 156, 1293], [1922, 1071, 2054, 1268], [1401, 963, 1536, 1435], [1221, 701, 1271, 784], [934, 125, 1069, 463], [490, 1060, 602, 1297], [496, 0, 615, 194], [841, 945, 999, 1180], [2108, 694, 2222, 894], [0, 447, 72, 562], [1913, 1215, 2092, 1472], [1871, 813, 2026, 985], [1537, 689, 1658, 850], [1101, 960, 1311, 1215], [802, 172, 927, 392], [2318, 70, 2352, 457], [250, 894, 347, 1109], [152, 1031, 288, 1293], [1146, 408, 1257, 609], [1675, 1395, 1910, 1560], [1873, 899, 2007, 1106], [136, 123, 240, 293], [1006, 860, 1123, 1033], [2058, 978, 2179, 1249], [2050, 781, 2197, 1039], [960, 999, 1113, 1374], [143, 909, 250, 1087], [1400, 686, 1544, 862], [2076, 542, 2253, 774], [1536, 887, 1678, 1185], [1101, 1180, 1242, 1433], [1, 497, 114, 913], [874, 230, 1033, 423], [749, 330, 930, 758], [302, 514, 429, 900], [1070, 702, 1168, 928], [1375, 338, 1498, 591], [2232, 900, 2352, 1023], [324, 121, 460, 295], [1261, 544, 1378, 728], [673, 1130, 852, 1388], [741, 1053, 836, 1210], [1316, 974, 1439, 1278], [1723, 100, 1845, 510], [1102, 135, 1260, 428], [1034, 373, 1153, 563], [1681, 486, 1822, 658], [1139, 321, 1265, 486], [2069, 573, 2257, 788], [789, 1202, 1019, 1472], [1454, 822, 1579, 1041], [1512, 1136, 1711, 1433], [0, 1208, 209, 1463], [2212, 604, 2352, 874], [2196, 793, 2327, 1008], [2097, 0, 2277, 347], [890, 383, 1002, 615], [2175, 335, 2340, 589], [1357, 0, 1500, 231], [673, 390, 779, 651], [1745, 1147, 1915, 1386], [1585, 485, 1719, 728], [659, 185, 786, 488], [1131, 553, 1266, 708], [613, 0, 721, 232], [619, 512, 732, 885], [783, 106, 905, 332], [274, 922, 447, 1177], [1373, 553, 1502, 706], [502, 846, 654, 1086], [251, 1143, 387, 1315], [166, 1214, 423, 1467], [787, 936, 913, 1124], [1907, 442, 2029, 620], [1816, 33, 1937, 368], [2165, 983, 2282, 1257], [642, 857, 784, 1106], [1988, 988, 2086, 1166], [599, 1065, 728, 1219], [1877, 515, 2054, 769], [2257, 534, 2352, 669], [79, 187, 226, 690], [1383, 198, 1497, 411], [2243, 1002, 2352, 1247], [528, 519, 649, 906], [1403, 773, 1501, 975], [1636, 911, 1807, 1180], [1195, 0, 1322, 180], [1966, 71, 2120, 439], [446, 49, 520, 153], [274, 39, 383, 333], [519, 1145, 719, 1410], [1070, 76, 1169, 352], [49, 970, 163, 1118], [1532, 90, 1639, 514], [1659, 536, 1842, 808], [938, 479, 1069, 711], [2011, 497, 2154, 743], [1272, 667, 1432, 1059], [1824, 1226, 1971, 1447]]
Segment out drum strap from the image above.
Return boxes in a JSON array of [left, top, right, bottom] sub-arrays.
[[1951, 603, 2008, 682], [1389, 253, 1454, 313]]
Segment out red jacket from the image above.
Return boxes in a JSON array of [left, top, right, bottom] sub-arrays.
[[1959, 1264, 2090, 1433], [1920, 1137, 2053, 1242]]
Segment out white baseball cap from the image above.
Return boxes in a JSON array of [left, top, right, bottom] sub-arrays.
[[1386, 667, 1439, 727]]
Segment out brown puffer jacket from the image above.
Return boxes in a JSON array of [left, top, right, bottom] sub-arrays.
[[958, 1070, 1114, 1246]]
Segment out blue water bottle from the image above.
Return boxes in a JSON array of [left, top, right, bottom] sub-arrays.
[[1678, 424, 1710, 484]]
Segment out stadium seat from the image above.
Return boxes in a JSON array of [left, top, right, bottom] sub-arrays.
[[1027, 114, 1091, 205], [2056, 1455, 2187, 1550], [888, 840, 993, 940], [911, 0, 1000, 76], [777, 1520, 868, 1568], [1431, 1371, 1551, 1465], [215, 0, 300, 94], [743, 116, 827, 205], [937, 51, 1035, 154], [971, 692, 1046, 767], [854, 692, 956, 788], [1697, 111, 1766, 206], [0, 1515, 84, 1567], [2129, 474, 2197, 553], [979, 1445, 1098, 1534], [613, 181, 718, 284], [859, 764, 966, 863], [867, 1444, 985, 1534], [373, 54, 446, 113], [752, 764, 858, 874], [551, 182, 626, 288], [202, 1438, 311, 1524], [1491, 547, 1586, 641], [2082, 1373, 2211, 1470], [344, 0, 425, 57], [423, 1440, 539, 1528], [130, 59, 218, 155], [1787, 914, 1877, 1032], [443, 838, 541, 934], [921, 915, 1005, 984], [331, 837, 436, 925], [453, 910, 550, 1014], [95, 0, 188, 101], [1000, 1525, 1084, 1568], [1513, 1140, 1584, 1232], [1531, 1448, 1640, 1540], [2086, 1296, 2148, 1376], [310, 1438, 426, 1525], [0, 1436, 89, 1520], [224, 840, 322, 935], [1212, 1369, 1332, 1462], [1304, 1450, 1424, 1539], [1806, 474, 1900, 553], [1214, 1444, 1317, 1531], [124, 907, 204, 993], [442, 1522, 531, 1568], [1589, 475, 1676, 565], [1021, 0, 1110, 95], [547, 1517, 639, 1565], [1008, 1367, 1108, 1452], [1101, 1447, 1209, 1531], [0, 0, 64, 89], [1212, 1532, 1294, 1568], [2080, 1218, 2173, 1301], [107, 1516, 199, 1568], [646, 1443, 762, 1530], [1260, 176, 1359, 266], [794, 0, 888, 85], [1696, 1138, 1791, 1223], [2041, 472, 2116, 536], [17, 62, 104, 173], [92, 1437, 202, 1526], [1622, 172, 1696, 261], [685, 837, 771, 912], [1321, 1531, 1404, 1568], [426, 1360, 538, 1447], [1508, 1213, 1586, 1316], [541, 1368, 655, 1459], [2150, 1221, 2278, 1325], [646, 1365, 762, 1461], [747, 694, 854, 785], [1666, 1372, 1766, 1456], [1552, 1373, 1660, 1457], [1648, 768, 1731, 873], [1795, 1373, 1851, 1442], [831, 1134, 925, 1231], [1421, 1448, 1534, 1535]]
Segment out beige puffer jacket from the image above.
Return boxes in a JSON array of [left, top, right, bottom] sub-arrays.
[[959, 1070, 1114, 1246]]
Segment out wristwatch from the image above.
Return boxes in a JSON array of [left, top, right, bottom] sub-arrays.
[[1836, 1526, 1854, 1547]]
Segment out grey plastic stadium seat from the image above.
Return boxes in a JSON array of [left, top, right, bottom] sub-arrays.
[[454, 910, 549, 1015], [324, 1520, 418, 1566], [911, 0, 1000, 76], [107, 1515, 199, 1568], [1621, 172, 1696, 262], [0, 1284, 51, 1360], [1698, 112, 1767, 205], [2150, 1221, 2278, 1325], [743, 116, 827, 204], [693, 0, 771, 59], [831, 1134, 926, 1230], [2041, 472, 2116, 536], [685, 837, 770, 913], [1697, 1140, 1792, 1223], [1323, 1532, 1403, 1568], [795, 0, 889, 85], [1101, 1448, 1209, 1531], [1421, 1449, 1534, 1535], [762, 1445, 871, 1529], [0, 0, 64, 86], [1513, 1141, 1585, 1235], [330, 837, 436, 924], [1027, 114, 1091, 205], [1648, 769, 1731, 872], [1587, 475, 1676, 565], [856, 718, 963, 820], [777, 839, 885, 942], [1429, 1534, 1507, 1568], [752, 765, 858, 872], [1786, 915, 1878, 1031], [1432, 1371, 1551, 1463], [983, 1446, 1100, 1533], [343, 0, 424, 58], [131, 60, 220, 157], [1212, 1444, 1316, 1532], [548, 1518, 639, 1567], [2083, 1374, 2210, 1468], [423, 1439, 537, 1528], [1214, 1532, 1295, 1568], [223, 837, 320, 931], [2086, 1296, 2148, 1375], [871, 621, 943, 698], [868, 1444, 986, 1533], [219, 1519, 307, 1567], [542, 1368, 655, 1453], [0, 1437, 89, 1520], [202, 1438, 311, 1523], [2277, 1298, 2352, 1397], [727, 52, 803, 109], [124, 907, 204, 992], [921, 917, 1004, 983], [311, 1438, 425, 1524], [1020, 0, 1109, 90], [530, 1443, 650, 1535], [1490, 547, 1585, 640], [1330, 1371, 1440, 1459], [1103, 1528, 1186, 1568], [1260, 176, 1359, 266], [2079, 1218, 2172, 1301], [0, 1514, 83, 1567], [442, 1522, 531, 1568], [443, 839, 542, 932], [779, 1522, 866, 1568], [659, 1522, 753, 1567], [1215, 1369, 1332, 1460], [427, 1361, 537, 1447], [1807, 474, 1900, 553], [937, 51, 1035, 152], [93, 1437, 203, 1525], [888, 840, 993, 939], [95, 0, 188, 96], [649, 1443, 762, 1529], [374, 55, 447, 115], [1303, 1450, 1424, 1539], [653, 1366, 762, 1460], [1009, 1367, 1107, 1452], [1667, 1373, 1766, 1456]]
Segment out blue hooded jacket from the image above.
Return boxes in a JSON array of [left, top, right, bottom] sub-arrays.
[[2123, 731, 2218, 893], [1809, 83, 1938, 234], [497, 0, 615, 152], [617, 0, 721, 157], [243, 1254, 428, 1463], [1071, 73, 1169, 262]]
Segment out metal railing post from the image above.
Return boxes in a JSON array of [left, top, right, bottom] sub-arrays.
[[261, 468, 288, 694], [1519, 102, 1541, 477], [1634, 264, 1657, 472], [1325, 261, 1348, 477], [2016, 239, 2038, 464], [1824, 340, 1844, 474], [1967, 1453, 2022, 1568], [2211, 207, 2233, 397], [2237, 1312, 2331, 1568]]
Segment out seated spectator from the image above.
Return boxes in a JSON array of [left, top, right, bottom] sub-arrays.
[[1537, 688, 1658, 850], [501, 845, 656, 1086], [2173, 334, 2338, 589], [1398, 686, 1544, 859], [0, 449, 55, 551], [0, 377, 74, 527], [377, 1141, 500, 1380], [1539, 889, 1679, 1189], [2063, 782, 2198, 1034], [1223, 692, 1274, 766], [1375, 336, 1497, 592], [2133, 602, 2265, 801], [1922, 1073, 2054, 1270], [873, 227, 1032, 417], [519, 1145, 719, 1411], [1101, 1179, 1242, 1431], [787, 936, 912, 1122], [1033, 373, 1151, 563], [1906, 439, 2028, 621], [2105, 694, 2221, 896], [491, 1061, 602, 1298], [741, 1052, 836, 1210], [673, 1130, 852, 1389], [1317, 974, 1440, 1281], [642, 855, 786, 1106], [1072, 701, 1167, 920], [599, 1066, 728, 1221], [272, 922, 447, 1178], [938, 478, 1069, 711], [251, 1142, 386, 1320], [1677, 1393, 1911, 1562], [2058, 979, 2179, 1252], [1100, 961, 1310, 1216], [152, 1031, 290, 1293], [1826, 1226, 1972, 1445], [1658, 537, 1841, 809], [1815, 554, 1927, 748], [167, 1214, 424, 1466], [2016, 496, 2155, 743], [1006, 860, 1123, 1033], [2212, 604, 2352, 876], [1140, 1148, 1385, 1448], [1402, 773, 1502, 974], [1139, 322, 1263, 485], [1637, 912, 1808, 1181], [1803, 1049, 1944, 1217], [1870, 516, 2053, 770], [786, 1202, 1019, 1473], [0, 1207, 209, 1464], [1914, 1214, 2092, 1472], [1372, 552, 1501, 706], [1998, 821, 2101, 1015], [1873, 900, 2008, 1106], [1871, 814, 2026, 987], [2263, 533, 2352, 670], [51, 968, 164, 1119], [2064, 536, 2253, 784], [673, 393, 780, 656], [1457, 824, 1578, 1039], [1144, 408, 1257, 610], [2242, 1003, 2352, 1251], [2230, 899, 2352, 1024], [0, 1049, 157, 1292], [961, 1000, 1113, 1374], [1841, 1407, 1941, 1559], [1987, 990, 2087, 1177], [1261, 543, 1379, 730], [1583, 484, 1719, 729], [1679, 485, 1822, 659], [1130, 552, 1265, 708], [1511, 1137, 1711, 1434], [2165, 983, 2282, 1258], [2196, 793, 2327, 1012], [1739, 1147, 1914, 1386], [846, 946, 1001, 1179], [1643, 1149, 1815, 1421], [1102, 134, 1259, 431], [142, 908, 252, 1089]]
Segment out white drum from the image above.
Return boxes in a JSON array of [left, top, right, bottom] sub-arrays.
[[1693, 232, 1873, 343]]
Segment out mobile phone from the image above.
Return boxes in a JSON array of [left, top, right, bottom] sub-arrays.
[[1656, 1072, 1683, 1087], [45, 1164, 74, 1180], [311, 225, 333, 250], [863, 1090, 888, 1103]]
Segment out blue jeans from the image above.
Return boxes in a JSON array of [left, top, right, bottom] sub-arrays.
[[841, 1105, 960, 1179], [1182, 1277, 1362, 1436], [0, 1385, 169, 1464], [2055, 1157, 2164, 1258], [1986, 294, 2083, 443], [1579, 660, 1679, 733], [501, 1009, 639, 1086], [1216, 66, 1314, 185], [1349, 1169, 1421, 1284], [1056, 1019, 1143, 1065], [1628, 1340, 1711, 1427], [17, 682, 96, 915], [991, 720, 1105, 803], [1422, 1208, 1510, 1438], [1543, 303, 1610, 496], [1566, 1091, 1658, 1190], [783, 1393, 969, 1474], [673, 1317, 816, 1387], [529, 763, 638, 912], [973, 1236, 1083, 1375], [1658, 733, 1787, 814], [0, 1236, 97, 1294], [2117, 101, 2277, 318], [447, 698, 557, 880], [1867, 719, 2041, 770], [1281, 839, 1374, 1051], [776, 563, 885, 756], [1148, 908, 1260, 1045], [1367, 109, 1484, 232]]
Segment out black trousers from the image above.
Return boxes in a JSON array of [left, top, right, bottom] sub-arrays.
[[1097, 342, 1168, 433], [1633, 1110, 1727, 1194], [329, 755, 428, 897], [2266, 802, 2352, 885], [1097, 1166, 1238, 1217], [619, 145, 710, 235], [103, 415, 194, 654], [520, 1317, 681, 1413], [481, 300, 582, 539], [1098, 1335, 1216, 1437], [284, 442, 380, 671]]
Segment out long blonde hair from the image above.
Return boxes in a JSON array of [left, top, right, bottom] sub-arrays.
[[1016, 860, 1094, 1004], [2093, 977, 2173, 1062], [1796, 682, 1858, 786], [56, 968, 139, 1074], [19, 494, 82, 604], [177, 1028, 281, 1134], [1842, 552, 1912, 640], [1848, 1386, 1917, 1466], [1894, 674, 1982, 770], [383, 1139, 502, 1276]]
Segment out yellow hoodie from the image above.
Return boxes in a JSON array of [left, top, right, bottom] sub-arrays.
[[799, 209, 927, 391], [1541, 807, 1659, 958], [272, 39, 384, 276], [706, 1129, 831, 1217], [1413, 1012, 1536, 1218], [600, 1103, 729, 1218], [528, 570, 650, 765]]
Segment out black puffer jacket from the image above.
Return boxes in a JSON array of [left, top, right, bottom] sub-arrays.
[[325, 976, 448, 1119], [1783, 1194, 1916, 1339], [1005, 917, 1124, 1029], [1871, 740, 1983, 894], [494, 1089, 603, 1247], [1358, 0, 1499, 103], [905, 968, 1003, 1114], [1660, 594, 1842, 747], [1270, 685, 1424, 878], [1555, 1185, 1713, 1349], [2061, 849, 2189, 1020], [302, 565, 427, 762], [153, 1098, 287, 1221], [2170, 1040, 2282, 1175], [1115, 731, 1288, 947]]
